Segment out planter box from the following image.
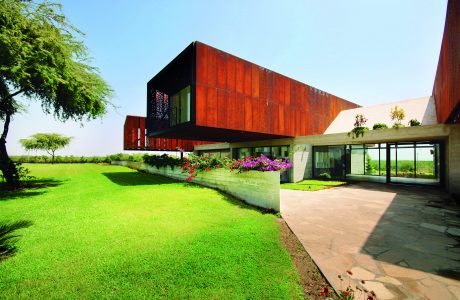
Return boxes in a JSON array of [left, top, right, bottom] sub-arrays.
[[111, 161, 280, 211]]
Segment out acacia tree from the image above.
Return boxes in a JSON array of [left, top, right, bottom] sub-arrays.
[[0, 0, 112, 188], [20, 133, 72, 163]]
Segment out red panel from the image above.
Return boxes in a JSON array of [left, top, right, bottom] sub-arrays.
[[216, 51, 227, 89], [244, 62, 252, 96], [207, 47, 217, 87], [195, 84, 206, 126], [206, 86, 218, 127], [217, 89, 227, 128], [244, 95, 252, 131], [227, 55, 236, 92], [251, 65, 259, 98], [432, 0, 460, 123], [227, 93, 237, 130], [236, 58, 244, 94], [196, 42, 207, 84], [196, 42, 361, 138], [123, 116, 213, 151]]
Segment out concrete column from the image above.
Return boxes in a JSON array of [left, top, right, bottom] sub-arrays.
[[291, 143, 313, 182]]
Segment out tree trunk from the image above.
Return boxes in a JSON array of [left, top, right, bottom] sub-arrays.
[[0, 114, 19, 189]]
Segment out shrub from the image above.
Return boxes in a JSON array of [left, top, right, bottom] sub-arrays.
[[348, 126, 369, 138], [408, 119, 421, 126], [143, 154, 182, 169], [348, 114, 369, 138], [372, 123, 388, 130]]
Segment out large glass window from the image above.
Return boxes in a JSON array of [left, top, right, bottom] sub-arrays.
[[344, 142, 441, 185], [415, 143, 438, 180], [313, 146, 345, 179], [349, 145, 365, 175], [254, 147, 271, 157], [236, 148, 252, 159], [170, 86, 190, 126], [365, 144, 380, 175]]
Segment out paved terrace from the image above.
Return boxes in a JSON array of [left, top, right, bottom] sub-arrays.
[[281, 183, 460, 299]]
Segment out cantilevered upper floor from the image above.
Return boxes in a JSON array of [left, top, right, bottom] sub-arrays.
[[146, 41, 360, 142]]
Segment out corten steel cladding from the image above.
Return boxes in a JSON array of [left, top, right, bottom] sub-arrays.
[[195, 42, 360, 137], [123, 116, 209, 151], [433, 0, 460, 124], [147, 41, 360, 142]]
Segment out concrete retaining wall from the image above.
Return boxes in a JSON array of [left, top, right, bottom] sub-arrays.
[[111, 161, 280, 211]]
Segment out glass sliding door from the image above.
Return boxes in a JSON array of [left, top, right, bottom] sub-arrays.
[[344, 142, 441, 185], [313, 146, 345, 179], [388, 142, 441, 185]]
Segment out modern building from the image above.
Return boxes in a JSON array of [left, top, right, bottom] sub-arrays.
[[124, 0, 460, 196]]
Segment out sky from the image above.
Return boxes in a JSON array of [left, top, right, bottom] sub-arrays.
[[8, 0, 448, 156]]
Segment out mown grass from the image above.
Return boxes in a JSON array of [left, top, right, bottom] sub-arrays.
[[281, 180, 346, 191], [0, 164, 302, 299]]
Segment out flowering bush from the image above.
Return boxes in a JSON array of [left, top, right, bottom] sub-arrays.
[[229, 155, 292, 173], [181, 154, 231, 182]]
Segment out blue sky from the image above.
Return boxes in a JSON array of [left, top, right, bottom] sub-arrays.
[[9, 0, 448, 156]]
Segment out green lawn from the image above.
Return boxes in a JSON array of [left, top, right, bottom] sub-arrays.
[[0, 164, 302, 299], [281, 180, 346, 191]]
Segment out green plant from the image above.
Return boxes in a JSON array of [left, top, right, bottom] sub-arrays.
[[143, 154, 182, 169], [20, 133, 72, 163], [0, 220, 33, 261], [408, 119, 421, 126], [372, 123, 388, 130], [181, 154, 231, 181], [318, 173, 332, 180], [348, 126, 369, 138], [348, 114, 369, 138], [390, 106, 405, 128], [0, 0, 112, 188]]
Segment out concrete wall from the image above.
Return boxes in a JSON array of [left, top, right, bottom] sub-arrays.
[[111, 161, 280, 211], [292, 144, 312, 182], [447, 125, 460, 198]]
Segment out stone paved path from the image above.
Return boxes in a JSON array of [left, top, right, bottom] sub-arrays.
[[281, 183, 460, 299]]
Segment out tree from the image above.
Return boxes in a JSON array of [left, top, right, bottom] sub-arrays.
[[0, 0, 112, 188], [20, 133, 72, 163], [390, 106, 405, 128]]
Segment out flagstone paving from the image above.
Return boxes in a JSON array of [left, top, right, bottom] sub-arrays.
[[281, 182, 460, 299]]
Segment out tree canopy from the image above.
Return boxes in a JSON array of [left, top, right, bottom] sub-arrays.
[[20, 133, 72, 162], [0, 0, 112, 187]]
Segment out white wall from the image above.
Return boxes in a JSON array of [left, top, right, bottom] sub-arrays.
[[325, 96, 437, 134]]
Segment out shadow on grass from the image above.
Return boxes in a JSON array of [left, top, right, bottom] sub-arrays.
[[0, 220, 33, 262], [102, 172, 179, 186], [0, 178, 64, 201]]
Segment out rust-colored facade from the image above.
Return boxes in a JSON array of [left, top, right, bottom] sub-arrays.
[[195, 42, 359, 137], [146, 42, 360, 142], [124, 115, 210, 151], [433, 0, 460, 124]]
